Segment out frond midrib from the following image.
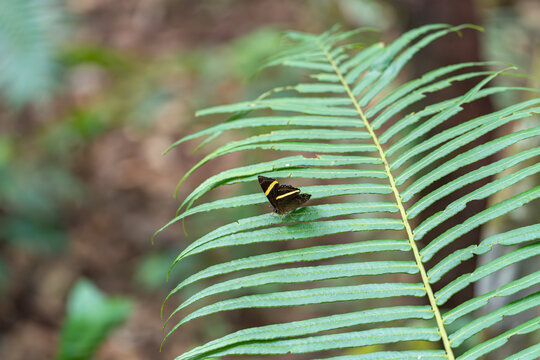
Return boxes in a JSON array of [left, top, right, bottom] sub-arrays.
[[317, 37, 455, 360]]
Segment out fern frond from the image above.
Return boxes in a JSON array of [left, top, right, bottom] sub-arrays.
[[160, 24, 540, 360]]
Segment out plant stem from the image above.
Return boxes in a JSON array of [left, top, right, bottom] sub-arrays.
[[319, 37, 455, 360]]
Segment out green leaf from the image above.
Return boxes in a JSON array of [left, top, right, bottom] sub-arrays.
[[407, 147, 540, 218], [165, 239, 409, 301], [505, 343, 540, 360], [162, 23, 540, 360], [178, 156, 386, 211], [371, 70, 495, 131], [456, 316, 540, 360], [420, 186, 540, 262], [176, 218, 404, 260], [350, 24, 453, 99], [314, 351, 447, 360], [396, 123, 540, 192], [295, 83, 347, 93], [449, 292, 540, 347], [414, 162, 540, 238], [427, 226, 540, 284], [391, 104, 540, 173], [196, 97, 356, 117], [177, 306, 433, 360], [165, 201, 398, 273], [341, 42, 385, 82], [165, 115, 365, 153], [172, 282, 425, 327], [435, 243, 540, 305], [357, 25, 479, 107], [56, 279, 131, 360], [152, 183, 393, 243], [199, 327, 440, 358], [176, 261, 418, 312], [370, 62, 505, 130], [475, 224, 540, 254], [443, 271, 540, 324], [381, 86, 535, 149]]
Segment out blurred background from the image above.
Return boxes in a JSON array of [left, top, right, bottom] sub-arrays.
[[0, 1, 538, 359]]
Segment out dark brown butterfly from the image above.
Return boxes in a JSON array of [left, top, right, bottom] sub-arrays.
[[258, 175, 311, 215]]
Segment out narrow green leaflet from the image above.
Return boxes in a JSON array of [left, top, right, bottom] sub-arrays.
[[427, 245, 476, 284], [166, 239, 409, 301], [387, 80, 538, 162], [198, 327, 440, 358], [228, 141, 376, 154], [168, 202, 398, 270], [263, 39, 323, 63], [176, 261, 418, 312], [428, 224, 540, 283], [181, 152, 379, 192], [505, 343, 540, 360], [281, 60, 334, 72], [444, 271, 540, 324], [358, 25, 475, 107], [216, 129, 372, 154], [476, 224, 540, 254], [266, 27, 366, 68], [414, 162, 540, 239], [154, 183, 392, 241], [176, 306, 433, 360], [295, 83, 347, 93], [165, 115, 366, 153], [450, 292, 540, 347], [196, 97, 357, 117], [341, 42, 385, 83], [246, 167, 386, 182], [391, 105, 540, 174], [456, 316, 540, 360], [407, 147, 540, 218], [370, 62, 503, 129], [420, 186, 540, 262], [216, 129, 371, 150], [388, 103, 464, 160], [435, 243, 540, 305], [380, 86, 534, 148], [169, 283, 425, 330], [178, 155, 385, 210], [370, 70, 495, 131], [314, 351, 447, 360], [349, 24, 452, 98], [199, 201, 397, 242], [396, 122, 540, 193], [265, 50, 327, 67], [177, 218, 404, 260], [310, 73, 341, 82], [263, 44, 324, 67]]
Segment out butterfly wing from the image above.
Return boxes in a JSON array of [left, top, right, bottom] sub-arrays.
[[275, 184, 311, 215], [258, 176, 311, 214], [258, 176, 279, 211]]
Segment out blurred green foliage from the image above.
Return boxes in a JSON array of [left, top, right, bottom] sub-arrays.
[[134, 251, 183, 291], [0, 151, 84, 254], [56, 279, 132, 360], [0, 0, 67, 105]]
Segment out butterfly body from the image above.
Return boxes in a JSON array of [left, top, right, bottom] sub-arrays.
[[258, 176, 311, 215]]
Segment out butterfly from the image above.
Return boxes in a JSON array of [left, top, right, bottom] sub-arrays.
[[258, 175, 311, 215]]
